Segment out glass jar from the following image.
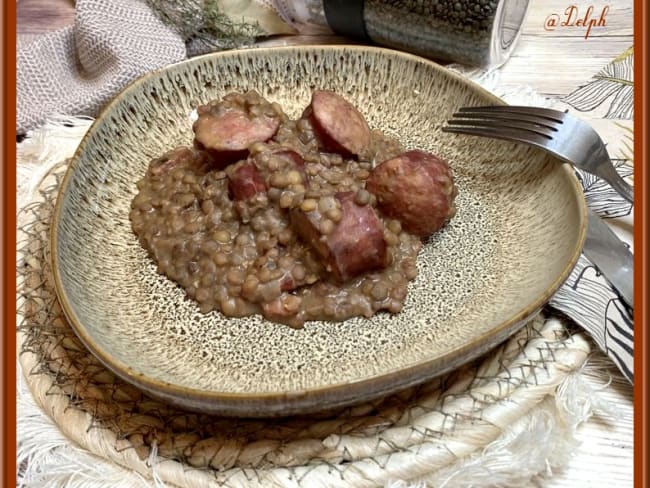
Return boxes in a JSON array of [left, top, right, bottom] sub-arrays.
[[275, 0, 530, 68]]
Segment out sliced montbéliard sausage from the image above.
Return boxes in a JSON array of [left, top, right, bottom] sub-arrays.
[[366, 150, 457, 237], [291, 191, 388, 282], [248, 147, 307, 180], [192, 93, 281, 167], [227, 161, 266, 201], [304, 90, 371, 158], [273, 149, 306, 172], [193, 109, 280, 153], [148, 147, 211, 176], [273, 149, 305, 168]]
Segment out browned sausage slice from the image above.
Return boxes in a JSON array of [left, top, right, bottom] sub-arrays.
[[328, 192, 389, 280], [366, 150, 457, 236], [194, 109, 279, 152], [273, 149, 305, 168], [149, 147, 211, 176], [249, 148, 309, 189], [241, 246, 320, 304], [227, 161, 266, 201], [305, 90, 371, 158], [291, 191, 388, 282], [192, 92, 281, 169], [274, 149, 306, 174], [273, 149, 308, 183]]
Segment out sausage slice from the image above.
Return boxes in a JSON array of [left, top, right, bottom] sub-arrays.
[[304, 90, 371, 158], [366, 150, 457, 236], [272, 149, 305, 168], [227, 161, 266, 201], [148, 147, 211, 176], [192, 92, 281, 167], [193, 110, 279, 153], [291, 191, 388, 282]]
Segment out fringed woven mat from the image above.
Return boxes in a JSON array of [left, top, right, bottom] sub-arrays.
[[16, 120, 610, 488]]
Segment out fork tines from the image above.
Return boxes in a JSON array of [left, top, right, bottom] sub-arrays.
[[443, 105, 567, 142], [442, 105, 634, 204], [455, 105, 566, 121]]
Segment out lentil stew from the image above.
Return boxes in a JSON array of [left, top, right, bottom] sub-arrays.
[[130, 90, 457, 327]]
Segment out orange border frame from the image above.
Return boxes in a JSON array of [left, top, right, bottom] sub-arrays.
[[3, 0, 17, 483], [633, 1, 648, 487], [2, 1, 648, 486]]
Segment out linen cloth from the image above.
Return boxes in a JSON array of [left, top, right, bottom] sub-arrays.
[[16, 0, 634, 383], [17, 0, 312, 133], [17, 0, 187, 134]]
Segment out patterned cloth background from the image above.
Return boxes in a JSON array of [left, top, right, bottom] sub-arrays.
[[549, 47, 634, 382]]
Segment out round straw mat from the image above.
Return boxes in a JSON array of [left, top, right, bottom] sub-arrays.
[[17, 160, 593, 488]]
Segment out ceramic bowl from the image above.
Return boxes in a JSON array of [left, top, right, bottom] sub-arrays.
[[51, 46, 586, 417]]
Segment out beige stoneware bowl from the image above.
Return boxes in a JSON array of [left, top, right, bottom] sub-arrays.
[[52, 46, 586, 417]]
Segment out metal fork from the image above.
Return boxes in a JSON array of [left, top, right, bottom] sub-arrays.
[[443, 106, 634, 203]]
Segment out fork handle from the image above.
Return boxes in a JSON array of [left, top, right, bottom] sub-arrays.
[[598, 162, 634, 204]]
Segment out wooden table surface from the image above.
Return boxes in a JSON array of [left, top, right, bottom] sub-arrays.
[[16, 0, 635, 487]]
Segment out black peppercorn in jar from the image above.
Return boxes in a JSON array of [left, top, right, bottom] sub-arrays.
[[275, 0, 530, 67], [363, 0, 529, 67]]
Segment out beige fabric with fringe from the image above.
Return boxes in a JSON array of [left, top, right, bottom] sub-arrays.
[[17, 117, 613, 488]]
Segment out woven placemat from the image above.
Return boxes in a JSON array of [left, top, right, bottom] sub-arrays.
[[16, 153, 600, 488]]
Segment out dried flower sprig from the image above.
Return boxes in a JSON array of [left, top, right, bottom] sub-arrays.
[[144, 0, 264, 55]]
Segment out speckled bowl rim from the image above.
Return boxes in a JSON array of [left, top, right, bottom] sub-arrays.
[[51, 45, 587, 417]]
